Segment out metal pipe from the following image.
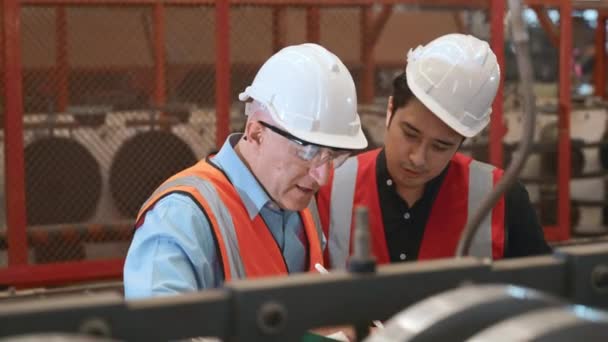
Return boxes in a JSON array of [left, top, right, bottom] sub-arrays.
[[348, 206, 376, 340], [457, 0, 537, 257]]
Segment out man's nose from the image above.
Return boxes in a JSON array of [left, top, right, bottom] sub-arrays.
[[409, 144, 426, 168], [309, 160, 330, 186]]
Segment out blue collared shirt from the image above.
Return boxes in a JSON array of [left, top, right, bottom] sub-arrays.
[[124, 134, 314, 299]]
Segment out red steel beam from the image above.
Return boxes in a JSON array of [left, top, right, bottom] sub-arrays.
[[23, 0, 608, 10], [20, 0, 489, 7], [531, 5, 560, 48], [489, 0, 505, 168], [306, 6, 320, 43], [215, 0, 230, 148], [20, 0, 608, 10], [548, 0, 572, 242], [0, 259, 124, 288], [56, 6, 69, 111], [594, 13, 607, 98], [271, 6, 285, 53], [3, 0, 28, 266]]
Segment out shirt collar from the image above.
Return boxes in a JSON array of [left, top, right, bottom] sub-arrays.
[[210, 133, 274, 219], [376, 148, 449, 206]]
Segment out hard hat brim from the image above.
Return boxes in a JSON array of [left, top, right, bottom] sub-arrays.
[[239, 90, 368, 151]]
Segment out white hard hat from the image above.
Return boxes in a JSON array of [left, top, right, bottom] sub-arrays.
[[238, 43, 367, 150], [406, 33, 500, 138]]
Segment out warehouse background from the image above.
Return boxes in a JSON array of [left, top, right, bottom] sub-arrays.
[[0, 0, 606, 288]]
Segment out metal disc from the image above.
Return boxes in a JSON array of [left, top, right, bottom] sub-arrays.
[[109, 130, 197, 218], [25, 136, 102, 226]]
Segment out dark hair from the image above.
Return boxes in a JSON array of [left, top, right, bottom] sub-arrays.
[[389, 72, 416, 125]]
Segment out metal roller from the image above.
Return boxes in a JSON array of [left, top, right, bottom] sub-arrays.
[[467, 306, 608, 342], [25, 136, 102, 226], [109, 130, 197, 218], [364, 284, 561, 342]]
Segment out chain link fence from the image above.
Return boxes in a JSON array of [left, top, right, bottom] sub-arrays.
[[2, 4, 220, 268], [1, 1, 486, 285]]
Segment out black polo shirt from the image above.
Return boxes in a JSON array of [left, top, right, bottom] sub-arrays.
[[375, 149, 552, 263]]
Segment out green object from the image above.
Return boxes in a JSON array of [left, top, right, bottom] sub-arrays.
[[301, 332, 344, 342]]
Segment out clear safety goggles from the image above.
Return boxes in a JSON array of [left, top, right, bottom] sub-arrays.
[[258, 121, 351, 168]]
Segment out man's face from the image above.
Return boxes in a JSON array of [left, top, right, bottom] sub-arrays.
[[384, 98, 462, 192], [253, 122, 330, 211]]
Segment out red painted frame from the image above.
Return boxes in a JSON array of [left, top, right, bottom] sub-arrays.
[[551, 0, 572, 241], [0, 259, 124, 288], [3, 0, 28, 268], [0, 0, 584, 288]]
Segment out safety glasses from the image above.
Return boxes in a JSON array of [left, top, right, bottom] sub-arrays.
[[258, 121, 351, 168]]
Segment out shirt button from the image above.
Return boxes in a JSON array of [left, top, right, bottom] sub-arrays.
[[400, 253, 407, 260], [386, 179, 393, 186], [404, 212, 410, 220]]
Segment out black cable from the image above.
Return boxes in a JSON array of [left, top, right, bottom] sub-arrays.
[[456, 0, 537, 257]]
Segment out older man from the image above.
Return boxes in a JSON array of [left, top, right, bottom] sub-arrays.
[[124, 43, 367, 298]]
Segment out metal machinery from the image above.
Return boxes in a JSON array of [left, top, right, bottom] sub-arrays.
[[0, 243, 608, 341]]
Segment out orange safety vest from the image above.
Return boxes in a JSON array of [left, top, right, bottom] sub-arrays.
[[136, 159, 324, 282], [315, 149, 505, 269]]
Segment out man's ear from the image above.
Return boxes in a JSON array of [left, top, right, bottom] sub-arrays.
[[385, 96, 394, 128], [245, 120, 264, 146]]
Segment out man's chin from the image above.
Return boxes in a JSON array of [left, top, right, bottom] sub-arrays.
[[281, 195, 313, 212]]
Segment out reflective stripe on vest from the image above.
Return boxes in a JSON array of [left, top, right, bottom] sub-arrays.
[[140, 175, 246, 280], [466, 160, 496, 258], [327, 157, 359, 268], [307, 196, 327, 252], [327, 157, 496, 265]]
